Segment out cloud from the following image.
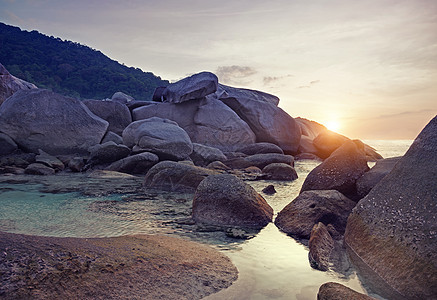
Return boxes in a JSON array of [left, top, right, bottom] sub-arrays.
[[216, 65, 257, 85], [297, 80, 320, 89], [263, 74, 293, 86]]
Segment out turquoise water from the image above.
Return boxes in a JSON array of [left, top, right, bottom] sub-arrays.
[[0, 140, 412, 299]]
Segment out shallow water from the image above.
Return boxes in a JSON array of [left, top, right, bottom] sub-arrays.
[[0, 140, 412, 299]]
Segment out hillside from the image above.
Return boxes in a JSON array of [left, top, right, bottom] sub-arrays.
[[0, 22, 169, 100]]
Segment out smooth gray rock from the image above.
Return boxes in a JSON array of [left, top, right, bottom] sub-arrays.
[[88, 142, 131, 165], [356, 156, 401, 198], [237, 142, 284, 155], [101, 131, 123, 145], [301, 140, 369, 201], [106, 152, 159, 174], [0, 63, 37, 105], [0, 132, 17, 155], [275, 190, 356, 239], [345, 115, 437, 299], [217, 83, 280, 106], [0, 89, 108, 155], [132, 97, 256, 151], [224, 153, 294, 170], [190, 143, 227, 167], [261, 163, 298, 181], [111, 91, 134, 104], [317, 282, 375, 300], [123, 117, 193, 160], [144, 161, 218, 193], [218, 84, 301, 153], [24, 163, 55, 175], [162, 72, 218, 103], [83, 99, 132, 136], [35, 149, 64, 171], [192, 174, 273, 228]]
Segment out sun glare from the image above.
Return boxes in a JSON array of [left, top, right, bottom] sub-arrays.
[[325, 120, 341, 132]]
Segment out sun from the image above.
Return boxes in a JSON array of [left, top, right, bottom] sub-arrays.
[[325, 120, 341, 132]]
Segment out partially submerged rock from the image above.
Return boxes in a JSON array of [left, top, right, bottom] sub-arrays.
[[300, 140, 369, 201], [192, 174, 273, 228], [308, 222, 334, 271], [24, 162, 56, 175], [144, 161, 218, 193], [345, 116, 437, 299], [35, 149, 65, 171], [106, 152, 159, 175], [87, 142, 131, 166], [0, 231, 238, 300], [317, 282, 375, 300], [224, 153, 294, 170], [275, 190, 356, 239], [261, 163, 298, 181], [0, 89, 109, 155]]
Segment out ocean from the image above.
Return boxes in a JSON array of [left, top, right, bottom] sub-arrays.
[[0, 140, 413, 300]]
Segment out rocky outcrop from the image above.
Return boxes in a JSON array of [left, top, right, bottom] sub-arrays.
[[192, 174, 273, 228], [295, 117, 327, 139], [317, 282, 375, 300], [224, 153, 294, 170], [275, 190, 356, 239], [132, 97, 256, 151], [111, 91, 134, 104], [237, 142, 284, 155], [300, 140, 369, 201], [190, 143, 227, 166], [106, 152, 159, 174], [0, 132, 17, 155], [0, 89, 109, 155], [261, 163, 298, 181], [356, 156, 401, 198], [83, 99, 132, 136], [123, 117, 193, 160], [345, 116, 437, 299], [217, 84, 280, 106], [313, 131, 349, 159], [162, 72, 218, 103], [144, 161, 218, 192], [308, 222, 334, 271], [218, 84, 301, 153], [0, 63, 37, 105]]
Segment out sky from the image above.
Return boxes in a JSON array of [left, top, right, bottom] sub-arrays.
[[1, 0, 436, 139]]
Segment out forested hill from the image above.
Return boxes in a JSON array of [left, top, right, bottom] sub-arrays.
[[0, 22, 169, 100]]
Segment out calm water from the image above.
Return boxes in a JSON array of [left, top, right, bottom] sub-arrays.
[[0, 140, 412, 300]]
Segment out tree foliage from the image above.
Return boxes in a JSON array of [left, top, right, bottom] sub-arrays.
[[0, 22, 169, 100]]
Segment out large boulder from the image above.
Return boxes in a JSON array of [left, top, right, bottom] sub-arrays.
[[317, 282, 375, 300], [190, 143, 227, 167], [83, 99, 132, 136], [224, 153, 294, 170], [122, 117, 193, 160], [344, 116, 437, 299], [261, 163, 298, 181], [217, 83, 280, 106], [0, 132, 17, 155], [0, 89, 109, 155], [144, 161, 218, 193], [35, 149, 64, 171], [87, 142, 131, 166], [132, 97, 256, 151], [237, 142, 284, 155], [313, 131, 349, 159], [162, 72, 218, 103], [192, 174, 273, 228], [106, 152, 159, 174], [275, 190, 356, 239], [356, 156, 401, 198], [295, 117, 327, 139], [111, 91, 134, 104], [300, 140, 369, 201], [218, 84, 301, 153], [0, 63, 37, 105]]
